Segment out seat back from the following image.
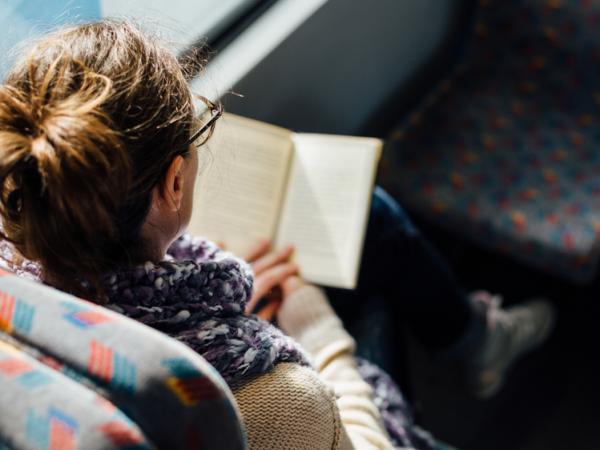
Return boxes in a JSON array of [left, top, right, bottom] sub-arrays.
[[381, 0, 600, 283], [0, 269, 246, 450]]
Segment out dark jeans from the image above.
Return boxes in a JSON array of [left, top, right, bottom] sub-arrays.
[[326, 187, 473, 378]]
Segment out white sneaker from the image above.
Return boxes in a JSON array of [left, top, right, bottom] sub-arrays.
[[467, 291, 556, 398]]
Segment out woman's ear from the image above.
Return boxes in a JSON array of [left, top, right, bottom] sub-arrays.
[[155, 155, 186, 211]]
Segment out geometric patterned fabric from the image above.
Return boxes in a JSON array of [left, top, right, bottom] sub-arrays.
[[0, 269, 246, 450], [381, 0, 600, 283]]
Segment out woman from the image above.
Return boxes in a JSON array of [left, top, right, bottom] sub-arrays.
[[0, 20, 553, 449]]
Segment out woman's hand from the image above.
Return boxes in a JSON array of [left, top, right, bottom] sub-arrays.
[[256, 275, 309, 322], [281, 275, 307, 299], [243, 240, 299, 317]]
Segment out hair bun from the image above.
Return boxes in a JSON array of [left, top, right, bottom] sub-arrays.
[[0, 53, 131, 275]]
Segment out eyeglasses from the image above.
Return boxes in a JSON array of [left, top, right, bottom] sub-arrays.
[[187, 95, 223, 147]]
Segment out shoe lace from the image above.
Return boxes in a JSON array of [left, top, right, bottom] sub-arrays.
[[473, 291, 535, 345]]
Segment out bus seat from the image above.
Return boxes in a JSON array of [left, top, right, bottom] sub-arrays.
[[381, 0, 600, 284], [0, 269, 246, 450]]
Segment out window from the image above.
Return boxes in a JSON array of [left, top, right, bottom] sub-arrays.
[[100, 0, 261, 50], [0, 0, 266, 77], [1, 0, 327, 98]]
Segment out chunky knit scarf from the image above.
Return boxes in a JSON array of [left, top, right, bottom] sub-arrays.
[[0, 235, 311, 384], [104, 235, 311, 383]]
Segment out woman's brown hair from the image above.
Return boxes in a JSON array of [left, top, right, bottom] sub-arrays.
[[0, 20, 198, 296]]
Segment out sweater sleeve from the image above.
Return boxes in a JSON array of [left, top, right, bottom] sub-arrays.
[[276, 285, 394, 449], [231, 362, 346, 450]]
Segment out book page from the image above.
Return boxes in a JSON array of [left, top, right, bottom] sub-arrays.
[[275, 134, 381, 288], [188, 114, 293, 257]]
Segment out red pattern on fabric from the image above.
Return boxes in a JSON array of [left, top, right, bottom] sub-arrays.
[[167, 376, 221, 406], [99, 421, 145, 446], [88, 340, 113, 382], [72, 311, 113, 326], [0, 358, 31, 376], [0, 290, 15, 331], [49, 418, 76, 450]]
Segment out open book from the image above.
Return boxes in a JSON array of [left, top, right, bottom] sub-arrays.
[[188, 114, 381, 289]]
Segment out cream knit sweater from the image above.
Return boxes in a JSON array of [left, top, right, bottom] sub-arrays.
[[231, 286, 396, 449]]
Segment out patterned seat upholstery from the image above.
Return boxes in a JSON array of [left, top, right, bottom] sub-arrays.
[[381, 0, 600, 283], [0, 269, 246, 450]]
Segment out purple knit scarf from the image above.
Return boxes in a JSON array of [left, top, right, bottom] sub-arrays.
[[0, 235, 311, 384]]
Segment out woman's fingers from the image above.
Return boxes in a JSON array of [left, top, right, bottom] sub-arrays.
[[255, 262, 298, 298], [245, 262, 298, 313], [256, 299, 282, 322], [282, 275, 307, 298], [242, 242, 298, 315], [252, 245, 294, 275], [243, 240, 270, 262]]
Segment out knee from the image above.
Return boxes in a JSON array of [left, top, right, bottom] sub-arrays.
[[370, 187, 418, 236]]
